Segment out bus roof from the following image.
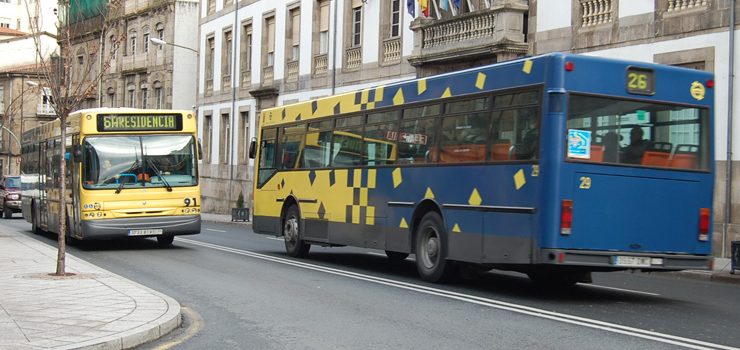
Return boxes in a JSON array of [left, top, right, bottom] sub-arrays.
[[260, 52, 713, 128]]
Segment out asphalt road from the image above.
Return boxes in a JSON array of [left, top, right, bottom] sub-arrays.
[[5, 216, 740, 350]]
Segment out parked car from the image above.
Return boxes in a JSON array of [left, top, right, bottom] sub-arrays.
[[0, 175, 22, 219]]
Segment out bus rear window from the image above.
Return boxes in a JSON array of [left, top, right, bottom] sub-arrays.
[[566, 95, 710, 171]]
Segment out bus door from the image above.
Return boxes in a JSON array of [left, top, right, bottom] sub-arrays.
[[69, 134, 81, 236], [39, 140, 49, 229]]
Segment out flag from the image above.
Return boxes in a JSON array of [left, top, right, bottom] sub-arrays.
[[407, 0, 415, 17], [453, 0, 461, 9], [420, 0, 429, 17], [440, 0, 449, 11]]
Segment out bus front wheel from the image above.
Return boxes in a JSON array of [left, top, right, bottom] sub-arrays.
[[283, 205, 310, 258], [31, 204, 42, 235], [415, 212, 455, 283]]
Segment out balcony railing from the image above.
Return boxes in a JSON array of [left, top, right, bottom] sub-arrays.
[[345, 47, 362, 70], [667, 0, 708, 11], [314, 54, 328, 76], [286, 60, 299, 83], [222, 74, 231, 90], [205, 78, 213, 95], [421, 10, 496, 49], [382, 37, 401, 64], [262, 65, 274, 85], [580, 0, 613, 27], [37, 103, 55, 116], [241, 70, 251, 88]]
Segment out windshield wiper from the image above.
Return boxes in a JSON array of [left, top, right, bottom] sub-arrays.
[[115, 160, 139, 194], [147, 158, 173, 192]]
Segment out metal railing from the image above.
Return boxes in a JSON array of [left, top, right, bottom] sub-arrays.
[[37, 104, 55, 116]]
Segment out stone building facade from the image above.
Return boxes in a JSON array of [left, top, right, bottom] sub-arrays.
[[529, 0, 737, 257], [72, 0, 199, 112]]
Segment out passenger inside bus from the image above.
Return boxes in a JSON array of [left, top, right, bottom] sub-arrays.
[[602, 131, 620, 163], [515, 115, 539, 159], [622, 126, 651, 164]]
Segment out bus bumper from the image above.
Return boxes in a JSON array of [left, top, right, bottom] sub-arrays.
[[538, 249, 712, 271], [79, 215, 201, 240]]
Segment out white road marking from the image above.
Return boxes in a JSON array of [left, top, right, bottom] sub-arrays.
[[177, 238, 738, 350], [206, 228, 227, 233], [578, 283, 661, 297]]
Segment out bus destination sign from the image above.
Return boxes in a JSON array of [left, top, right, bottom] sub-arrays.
[[625, 66, 655, 95], [97, 114, 183, 132]]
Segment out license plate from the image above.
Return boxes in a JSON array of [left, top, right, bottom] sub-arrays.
[[613, 256, 652, 267], [128, 229, 163, 236]]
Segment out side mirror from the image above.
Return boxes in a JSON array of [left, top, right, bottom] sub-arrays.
[[197, 138, 203, 160], [248, 137, 257, 159]]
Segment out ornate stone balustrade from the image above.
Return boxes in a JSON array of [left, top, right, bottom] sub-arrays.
[[345, 47, 362, 70], [286, 61, 299, 83], [262, 65, 274, 85], [580, 0, 613, 27], [382, 37, 401, 64], [667, 0, 708, 11], [421, 10, 496, 49], [313, 54, 328, 76]]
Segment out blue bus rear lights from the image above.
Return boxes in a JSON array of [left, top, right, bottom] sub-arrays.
[[698, 208, 710, 241], [560, 199, 573, 235], [564, 61, 574, 72]]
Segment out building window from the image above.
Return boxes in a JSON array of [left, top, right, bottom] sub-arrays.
[[107, 88, 115, 107], [265, 16, 276, 67], [156, 23, 164, 50], [390, 0, 400, 38], [222, 29, 233, 89], [127, 86, 135, 107], [240, 22, 253, 86], [351, 4, 362, 47], [141, 88, 148, 108], [154, 81, 164, 109], [204, 114, 213, 164], [143, 27, 150, 53], [205, 36, 215, 93], [220, 113, 231, 164], [238, 111, 249, 165], [76, 55, 84, 82], [207, 0, 215, 15], [109, 35, 118, 60], [288, 7, 300, 61], [319, 1, 330, 55], [129, 31, 137, 55]]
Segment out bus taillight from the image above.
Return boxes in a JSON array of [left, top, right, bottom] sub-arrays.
[[698, 208, 710, 241], [560, 200, 573, 235]]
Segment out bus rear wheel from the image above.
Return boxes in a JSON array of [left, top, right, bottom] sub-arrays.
[[415, 212, 455, 283], [283, 205, 310, 258]]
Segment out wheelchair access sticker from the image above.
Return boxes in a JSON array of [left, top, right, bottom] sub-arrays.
[[568, 129, 591, 159]]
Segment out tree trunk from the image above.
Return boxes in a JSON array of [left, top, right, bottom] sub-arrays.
[[56, 114, 67, 276]]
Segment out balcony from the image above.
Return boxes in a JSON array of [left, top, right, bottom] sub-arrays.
[[667, 0, 708, 12], [286, 60, 299, 83], [580, 0, 613, 27], [382, 37, 401, 64], [121, 53, 149, 72], [37, 103, 55, 116], [313, 54, 328, 76], [345, 47, 362, 71], [262, 65, 274, 86], [408, 2, 528, 68]]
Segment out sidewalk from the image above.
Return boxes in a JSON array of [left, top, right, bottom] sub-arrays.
[[0, 226, 180, 350]]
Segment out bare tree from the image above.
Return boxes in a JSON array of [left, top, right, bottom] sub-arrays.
[[26, 0, 124, 275]]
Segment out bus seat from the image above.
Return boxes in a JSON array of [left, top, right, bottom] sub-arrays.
[[641, 151, 670, 167], [669, 144, 699, 169], [490, 141, 512, 160], [590, 145, 605, 162], [439, 144, 486, 163], [650, 141, 673, 152]]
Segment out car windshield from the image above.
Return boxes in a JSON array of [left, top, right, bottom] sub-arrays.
[[82, 135, 198, 190], [5, 177, 20, 188]]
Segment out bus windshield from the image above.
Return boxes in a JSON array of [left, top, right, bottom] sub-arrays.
[[82, 135, 198, 189], [566, 94, 710, 170]]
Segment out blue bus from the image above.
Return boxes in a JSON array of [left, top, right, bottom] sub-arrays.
[[251, 53, 714, 284]]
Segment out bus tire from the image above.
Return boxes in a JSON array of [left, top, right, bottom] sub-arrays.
[[157, 235, 175, 246], [415, 211, 455, 283], [3, 206, 11, 219], [385, 251, 409, 261], [283, 205, 310, 258]]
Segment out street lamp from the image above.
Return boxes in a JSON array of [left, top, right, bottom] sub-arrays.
[[149, 37, 198, 54]]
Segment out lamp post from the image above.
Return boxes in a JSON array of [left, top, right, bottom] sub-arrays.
[[150, 37, 198, 54]]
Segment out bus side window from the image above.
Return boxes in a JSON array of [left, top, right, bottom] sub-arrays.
[[257, 129, 277, 187], [279, 125, 306, 170]]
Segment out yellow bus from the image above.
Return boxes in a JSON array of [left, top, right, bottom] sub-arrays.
[[21, 108, 201, 246]]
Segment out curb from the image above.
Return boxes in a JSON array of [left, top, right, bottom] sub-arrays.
[[663, 270, 740, 285]]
